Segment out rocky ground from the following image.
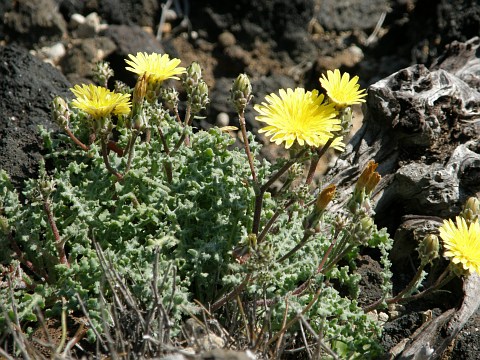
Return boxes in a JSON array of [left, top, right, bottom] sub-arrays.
[[1, 0, 480, 359]]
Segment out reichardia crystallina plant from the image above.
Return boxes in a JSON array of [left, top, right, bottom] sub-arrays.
[[5, 53, 475, 359]]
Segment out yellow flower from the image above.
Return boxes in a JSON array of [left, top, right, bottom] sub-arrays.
[[70, 84, 131, 120], [439, 217, 480, 274], [319, 69, 367, 107], [125, 52, 186, 83], [254, 88, 342, 149]]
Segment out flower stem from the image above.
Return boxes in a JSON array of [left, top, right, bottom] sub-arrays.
[[172, 104, 192, 153], [238, 111, 257, 182], [363, 264, 454, 313], [257, 199, 294, 243], [43, 199, 69, 268], [64, 127, 89, 152], [101, 141, 123, 181], [157, 125, 173, 182], [305, 137, 334, 185], [252, 149, 307, 235], [125, 132, 138, 174], [277, 231, 313, 263]]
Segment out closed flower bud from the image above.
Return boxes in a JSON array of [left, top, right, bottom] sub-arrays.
[[189, 80, 209, 114], [93, 61, 114, 87], [132, 73, 148, 108], [338, 106, 353, 137], [183, 62, 203, 94], [356, 161, 378, 193], [51, 96, 70, 128], [161, 87, 179, 109], [315, 184, 336, 213], [365, 172, 381, 195], [417, 234, 439, 265], [460, 196, 480, 226], [230, 73, 253, 114], [146, 81, 162, 103], [132, 110, 148, 131], [352, 216, 374, 244]]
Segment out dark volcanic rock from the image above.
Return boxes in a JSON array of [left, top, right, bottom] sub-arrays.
[[59, 0, 160, 28], [316, 0, 391, 31], [3, 0, 67, 46], [0, 45, 71, 188]]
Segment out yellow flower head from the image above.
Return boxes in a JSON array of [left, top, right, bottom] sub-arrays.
[[70, 84, 131, 120], [125, 52, 186, 83], [254, 88, 343, 150], [439, 217, 480, 275], [319, 69, 367, 107]]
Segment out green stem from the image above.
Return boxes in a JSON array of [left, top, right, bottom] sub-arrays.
[[305, 138, 334, 185], [316, 229, 342, 274], [238, 111, 257, 183], [277, 231, 313, 263], [64, 127, 89, 152], [43, 199, 69, 268], [257, 199, 294, 244], [125, 132, 138, 174], [101, 141, 123, 181], [251, 149, 307, 235], [157, 126, 173, 183]]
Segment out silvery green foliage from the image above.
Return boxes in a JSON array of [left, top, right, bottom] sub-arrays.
[[0, 96, 393, 358]]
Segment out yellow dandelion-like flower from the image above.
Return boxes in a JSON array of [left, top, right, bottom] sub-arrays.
[[439, 217, 480, 275], [254, 88, 342, 149], [125, 52, 186, 83], [319, 69, 367, 107], [70, 84, 131, 120]]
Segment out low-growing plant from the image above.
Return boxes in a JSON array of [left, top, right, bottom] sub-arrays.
[[1, 54, 478, 359]]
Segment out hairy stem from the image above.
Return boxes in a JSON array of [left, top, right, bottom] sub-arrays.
[[125, 132, 138, 174], [238, 111, 257, 182], [64, 127, 89, 152], [43, 199, 69, 267], [251, 149, 307, 235], [305, 137, 334, 185], [101, 141, 123, 181]]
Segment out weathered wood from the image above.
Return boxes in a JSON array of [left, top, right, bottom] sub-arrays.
[[327, 37, 480, 228], [325, 37, 480, 358]]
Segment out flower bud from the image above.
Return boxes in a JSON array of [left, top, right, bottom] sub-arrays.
[[230, 73, 253, 114], [356, 161, 378, 193], [132, 73, 148, 109], [338, 106, 353, 137], [365, 172, 381, 195], [51, 96, 70, 128], [460, 196, 480, 226], [93, 61, 114, 87], [161, 87, 179, 110], [146, 81, 162, 103], [189, 80, 209, 114], [351, 216, 374, 244], [315, 184, 336, 213], [183, 62, 203, 94], [417, 234, 439, 265], [132, 110, 148, 131]]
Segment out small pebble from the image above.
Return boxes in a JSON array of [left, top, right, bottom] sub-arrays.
[[218, 31, 236, 48], [69, 13, 85, 28], [216, 112, 230, 127], [40, 42, 66, 63]]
